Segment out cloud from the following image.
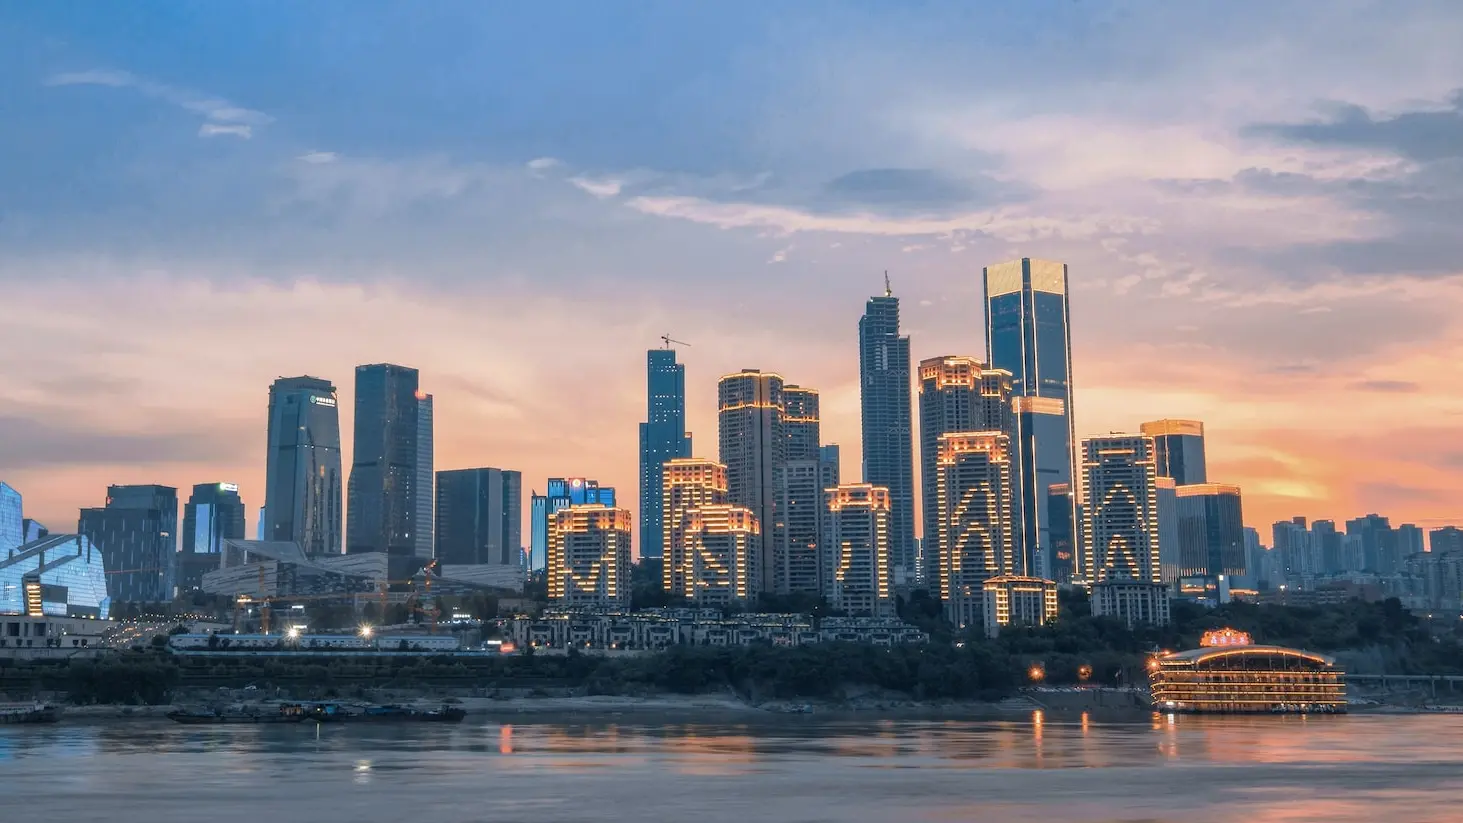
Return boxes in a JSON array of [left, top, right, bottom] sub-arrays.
[[820, 168, 1026, 213], [568, 175, 624, 199], [0, 414, 252, 470], [1248, 91, 1463, 163], [526, 157, 562, 172], [199, 123, 252, 139], [1352, 379, 1421, 393], [46, 68, 271, 137], [298, 151, 339, 164]]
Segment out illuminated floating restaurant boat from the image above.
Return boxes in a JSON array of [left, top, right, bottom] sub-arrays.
[[1148, 629, 1347, 715]]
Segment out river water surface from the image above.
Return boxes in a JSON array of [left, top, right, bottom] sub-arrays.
[[2, 712, 1459, 822]]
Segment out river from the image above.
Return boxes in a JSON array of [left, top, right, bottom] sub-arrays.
[[2, 712, 1459, 822]]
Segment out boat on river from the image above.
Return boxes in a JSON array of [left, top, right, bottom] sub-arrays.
[[166, 704, 308, 725], [0, 704, 59, 724], [306, 703, 466, 723]]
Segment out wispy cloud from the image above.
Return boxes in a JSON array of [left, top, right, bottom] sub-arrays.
[[199, 123, 252, 140], [568, 175, 625, 199], [46, 69, 272, 138], [298, 151, 339, 164]]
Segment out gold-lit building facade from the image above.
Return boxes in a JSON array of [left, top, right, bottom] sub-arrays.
[[981, 575, 1057, 638], [935, 431, 1015, 630], [1149, 629, 1346, 714], [779, 384, 826, 596], [825, 484, 894, 617], [686, 505, 760, 606], [1081, 434, 1161, 583], [548, 504, 632, 607], [661, 458, 728, 596], [718, 370, 785, 595]]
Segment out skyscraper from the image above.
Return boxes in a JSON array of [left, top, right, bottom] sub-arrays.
[[935, 432, 1015, 630], [1140, 420, 1208, 485], [180, 482, 246, 591], [858, 284, 917, 582], [1431, 526, 1463, 555], [984, 258, 1078, 581], [1156, 477, 1180, 583], [548, 504, 632, 607], [685, 505, 760, 606], [435, 468, 522, 566], [348, 363, 422, 580], [661, 458, 730, 597], [263, 376, 342, 556], [0, 482, 21, 552], [639, 347, 692, 562], [825, 483, 894, 617], [1175, 483, 1246, 579], [1345, 514, 1397, 574], [719, 370, 785, 594], [917, 355, 1014, 586], [1080, 435, 1160, 583], [530, 478, 615, 572], [778, 384, 825, 595], [79, 484, 178, 603], [416, 392, 435, 561]]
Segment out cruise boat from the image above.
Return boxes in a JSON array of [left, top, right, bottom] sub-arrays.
[[1148, 629, 1347, 715]]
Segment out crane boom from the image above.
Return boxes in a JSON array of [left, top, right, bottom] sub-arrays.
[[660, 334, 690, 349]]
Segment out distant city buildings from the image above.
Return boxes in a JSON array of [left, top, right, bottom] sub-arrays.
[[858, 283, 917, 583], [639, 347, 692, 562], [79, 484, 178, 603], [1176, 483, 1246, 580], [1081, 434, 1161, 584], [825, 483, 894, 617], [984, 259, 1078, 583], [1140, 419, 1208, 485], [434, 467, 522, 566], [179, 482, 246, 591], [347, 363, 428, 580], [263, 376, 343, 555], [548, 504, 632, 607], [416, 391, 435, 562], [530, 478, 615, 572], [719, 369, 786, 595]]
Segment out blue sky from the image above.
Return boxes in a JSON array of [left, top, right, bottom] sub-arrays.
[[3, 1, 1463, 534]]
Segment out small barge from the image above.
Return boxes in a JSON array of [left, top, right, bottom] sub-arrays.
[[0, 704, 59, 724]]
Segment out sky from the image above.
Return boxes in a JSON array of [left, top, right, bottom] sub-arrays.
[[3, 1, 1463, 544]]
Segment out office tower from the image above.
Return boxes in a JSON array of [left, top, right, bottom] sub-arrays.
[[935, 432, 1016, 629], [1046, 482, 1077, 582], [1243, 527, 1263, 583], [1156, 477, 1179, 583], [1080, 435, 1160, 583], [685, 505, 760, 606], [435, 468, 522, 566], [0, 482, 20, 552], [1345, 514, 1397, 574], [984, 258, 1078, 581], [1272, 519, 1312, 581], [348, 364, 422, 580], [777, 384, 824, 595], [255, 509, 266, 541], [263, 376, 343, 555], [79, 485, 178, 603], [1140, 420, 1208, 485], [824, 483, 894, 617], [662, 458, 729, 596], [22, 519, 48, 543], [1397, 524, 1424, 558], [1312, 520, 1343, 575], [819, 445, 841, 487], [981, 576, 1058, 638], [782, 386, 821, 461], [530, 478, 615, 572], [917, 356, 1014, 586], [1175, 484, 1246, 579], [639, 347, 692, 562], [1431, 526, 1463, 555], [547, 504, 632, 607], [179, 483, 246, 591], [858, 285, 917, 582], [719, 370, 785, 594], [416, 392, 435, 561]]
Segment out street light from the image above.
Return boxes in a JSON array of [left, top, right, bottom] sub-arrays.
[[1028, 664, 1045, 684], [1078, 664, 1092, 682], [286, 626, 301, 640], [359, 625, 374, 639]]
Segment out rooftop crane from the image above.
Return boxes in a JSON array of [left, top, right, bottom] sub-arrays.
[[660, 334, 690, 349]]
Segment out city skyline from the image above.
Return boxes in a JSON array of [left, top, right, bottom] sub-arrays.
[[5, 4, 1463, 540]]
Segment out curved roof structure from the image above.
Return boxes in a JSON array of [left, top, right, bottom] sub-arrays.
[[1160, 645, 1335, 667]]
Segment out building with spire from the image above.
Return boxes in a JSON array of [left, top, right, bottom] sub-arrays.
[[858, 276, 917, 582], [639, 346, 692, 562]]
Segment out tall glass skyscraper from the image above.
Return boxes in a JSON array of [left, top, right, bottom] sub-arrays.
[[435, 467, 522, 566], [639, 348, 692, 561], [180, 482, 246, 591], [983, 259, 1077, 581], [1140, 419, 1208, 485], [348, 363, 424, 581], [0, 482, 22, 553], [416, 392, 435, 561], [719, 369, 786, 594], [858, 287, 916, 581], [530, 478, 616, 572], [78, 484, 179, 603], [264, 376, 343, 556]]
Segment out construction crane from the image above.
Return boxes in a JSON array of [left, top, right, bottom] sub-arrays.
[[660, 333, 690, 349]]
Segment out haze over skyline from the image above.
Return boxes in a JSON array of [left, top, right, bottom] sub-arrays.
[[4, 2, 1463, 538]]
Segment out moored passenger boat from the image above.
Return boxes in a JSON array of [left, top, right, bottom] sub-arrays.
[[0, 704, 59, 724], [1148, 629, 1346, 715]]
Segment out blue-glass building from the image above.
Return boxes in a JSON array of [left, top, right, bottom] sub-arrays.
[[858, 288, 917, 580], [23, 519, 48, 543], [984, 259, 1078, 581], [263, 376, 342, 555], [78, 485, 178, 603], [348, 363, 426, 581], [0, 482, 22, 553], [180, 482, 247, 591], [436, 467, 522, 566], [1141, 420, 1208, 486], [0, 534, 110, 619], [530, 479, 615, 572], [639, 348, 692, 561]]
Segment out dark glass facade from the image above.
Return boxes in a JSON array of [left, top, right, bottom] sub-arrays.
[[719, 370, 785, 594], [858, 294, 917, 579], [1176, 484, 1246, 579], [1345, 514, 1398, 574], [435, 467, 523, 566], [530, 478, 615, 571], [348, 363, 423, 581], [984, 259, 1077, 580], [179, 482, 246, 591], [0, 483, 21, 552], [78, 484, 178, 603], [638, 349, 692, 561], [1142, 420, 1208, 485], [263, 376, 342, 556], [0, 534, 110, 618]]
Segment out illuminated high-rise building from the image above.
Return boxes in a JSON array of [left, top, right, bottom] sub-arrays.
[[530, 478, 615, 572], [858, 285, 917, 582], [263, 376, 342, 555], [981, 576, 1058, 638], [1140, 419, 1207, 485], [719, 370, 785, 594], [777, 384, 825, 595], [984, 258, 1078, 581], [824, 483, 894, 617], [548, 504, 632, 607], [1176, 483, 1246, 579], [918, 356, 1014, 586], [685, 505, 760, 606], [1081, 434, 1160, 583], [1156, 477, 1180, 583], [661, 458, 729, 596], [639, 348, 692, 562], [935, 431, 1016, 630], [180, 482, 246, 591], [348, 364, 425, 580], [782, 386, 821, 462]]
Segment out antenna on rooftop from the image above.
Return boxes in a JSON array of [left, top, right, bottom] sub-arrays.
[[884, 270, 892, 297]]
